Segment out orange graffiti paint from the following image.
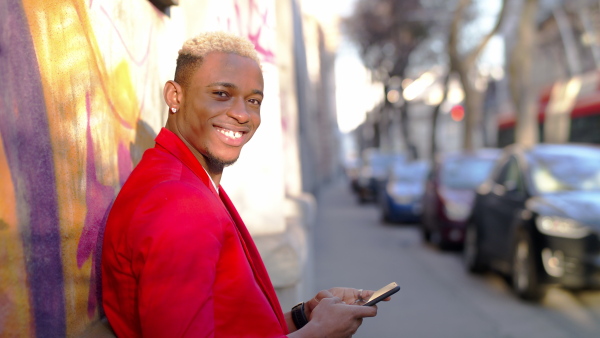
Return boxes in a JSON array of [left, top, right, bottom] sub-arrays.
[[0, 130, 33, 337]]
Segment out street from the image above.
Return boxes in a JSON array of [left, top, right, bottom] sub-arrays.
[[312, 178, 600, 338]]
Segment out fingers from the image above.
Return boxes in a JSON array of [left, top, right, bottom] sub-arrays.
[[352, 303, 377, 318], [318, 289, 335, 299], [305, 290, 337, 319], [327, 296, 377, 318], [320, 296, 343, 305]]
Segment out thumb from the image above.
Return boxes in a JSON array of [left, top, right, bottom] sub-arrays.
[[352, 304, 378, 318], [306, 290, 336, 317]]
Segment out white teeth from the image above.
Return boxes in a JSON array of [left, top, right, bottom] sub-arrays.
[[218, 128, 242, 139]]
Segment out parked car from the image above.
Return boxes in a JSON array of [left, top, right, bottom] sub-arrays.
[[464, 144, 600, 301], [421, 148, 501, 249], [356, 150, 404, 203], [344, 157, 361, 193], [379, 160, 430, 224]]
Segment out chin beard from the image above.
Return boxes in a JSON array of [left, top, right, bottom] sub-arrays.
[[204, 152, 237, 173]]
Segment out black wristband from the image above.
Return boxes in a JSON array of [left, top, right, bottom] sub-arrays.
[[291, 302, 309, 329]]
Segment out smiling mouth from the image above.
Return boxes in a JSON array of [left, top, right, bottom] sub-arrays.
[[215, 126, 244, 140]]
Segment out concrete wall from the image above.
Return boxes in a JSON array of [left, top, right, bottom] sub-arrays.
[[0, 0, 334, 335]]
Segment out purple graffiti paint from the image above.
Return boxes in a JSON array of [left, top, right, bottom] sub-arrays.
[[0, 0, 66, 336], [76, 93, 116, 318]]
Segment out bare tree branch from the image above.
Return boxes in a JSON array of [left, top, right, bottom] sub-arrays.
[[466, 0, 510, 66], [449, 0, 470, 73]]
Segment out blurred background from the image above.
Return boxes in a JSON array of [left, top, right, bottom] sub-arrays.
[[2, 0, 600, 337]]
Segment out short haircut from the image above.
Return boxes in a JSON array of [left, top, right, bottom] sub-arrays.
[[174, 31, 261, 87]]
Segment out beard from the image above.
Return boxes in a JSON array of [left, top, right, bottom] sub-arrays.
[[203, 150, 238, 173]]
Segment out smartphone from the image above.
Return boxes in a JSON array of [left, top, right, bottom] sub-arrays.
[[362, 282, 400, 306]]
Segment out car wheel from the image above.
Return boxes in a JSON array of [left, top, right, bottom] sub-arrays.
[[380, 198, 392, 223], [511, 230, 546, 301], [357, 192, 367, 204], [422, 225, 431, 242], [381, 206, 391, 223], [431, 229, 450, 251], [463, 221, 486, 273]]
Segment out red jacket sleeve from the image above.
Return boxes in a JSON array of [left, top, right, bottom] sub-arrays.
[[128, 181, 225, 337]]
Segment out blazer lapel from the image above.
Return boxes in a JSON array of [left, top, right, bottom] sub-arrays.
[[219, 190, 288, 333], [154, 128, 219, 197]]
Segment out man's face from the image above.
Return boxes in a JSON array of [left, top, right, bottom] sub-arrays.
[[176, 52, 263, 168]]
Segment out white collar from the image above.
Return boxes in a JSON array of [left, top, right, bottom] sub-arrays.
[[201, 166, 219, 193]]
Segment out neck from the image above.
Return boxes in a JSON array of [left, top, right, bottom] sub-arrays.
[[203, 160, 223, 187], [165, 118, 223, 186]]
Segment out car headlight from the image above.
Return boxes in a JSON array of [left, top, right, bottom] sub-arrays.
[[444, 201, 470, 222], [535, 216, 591, 239]]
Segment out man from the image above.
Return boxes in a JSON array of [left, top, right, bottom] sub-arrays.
[[102, 31, 380, 337]]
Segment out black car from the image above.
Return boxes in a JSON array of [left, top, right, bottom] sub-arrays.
[[464, 143, 600, 301]]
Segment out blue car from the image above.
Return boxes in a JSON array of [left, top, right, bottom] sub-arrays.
[[380, 160, 430, 223]]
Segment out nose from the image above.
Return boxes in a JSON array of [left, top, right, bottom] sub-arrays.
[[227, 98, 250, 124]]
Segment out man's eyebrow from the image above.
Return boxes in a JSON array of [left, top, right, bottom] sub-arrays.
[[207, 82, 263, 97], [207, 82, 237, 89]]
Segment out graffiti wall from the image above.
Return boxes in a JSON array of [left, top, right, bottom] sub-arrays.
[[0, 0, 287, 336]]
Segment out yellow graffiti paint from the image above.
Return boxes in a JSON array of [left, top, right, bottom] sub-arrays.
[[21, 0, 143, 335], [0, 132, 33, 337]]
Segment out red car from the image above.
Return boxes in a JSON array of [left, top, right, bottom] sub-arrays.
[[421, 149, 501, 250]]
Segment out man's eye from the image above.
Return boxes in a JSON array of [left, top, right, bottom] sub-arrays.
[[248, 98, 262, 105], [214, 91, 228, 97]]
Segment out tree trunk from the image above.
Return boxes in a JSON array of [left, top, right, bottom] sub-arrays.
[[378, 104, 391, 151], [457, 68, 483, 151], [578, 7, 600, 68], [554, 6, 582, 76], [509, 0, 539, 147], [448, 0, 508, 151], [430, 71, 452, 158], [396, 84, 418, 160]]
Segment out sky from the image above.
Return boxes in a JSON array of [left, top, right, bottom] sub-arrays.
[[300, 0, 384, 133]]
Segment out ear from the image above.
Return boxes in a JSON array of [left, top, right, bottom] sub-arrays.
[[163, 80, 182, 111]]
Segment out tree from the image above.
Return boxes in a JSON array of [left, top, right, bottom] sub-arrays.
[[508, 0, 540, 147], [448, 0, 509, 150], [344, 0, 431, 159], [430, 71, 451, 158]]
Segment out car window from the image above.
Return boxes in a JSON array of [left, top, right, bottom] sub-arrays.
[[531, 147, 600, 192], [502, 157, 525, 194], [392, 162, 429, 182], [493, 158, 510, 185], [440, 156, 496, 189]]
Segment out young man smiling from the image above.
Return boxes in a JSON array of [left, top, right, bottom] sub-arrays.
[[102, 31, 380, 337]]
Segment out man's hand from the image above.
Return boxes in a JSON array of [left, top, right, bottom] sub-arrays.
[[304, 287, 384, 319], [289, 296, 377, 338]]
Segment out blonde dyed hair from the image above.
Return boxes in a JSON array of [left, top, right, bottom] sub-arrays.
[[174, 31, 260, 87]]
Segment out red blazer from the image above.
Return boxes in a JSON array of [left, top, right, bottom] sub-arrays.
[[102, 128, 288, 337]]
